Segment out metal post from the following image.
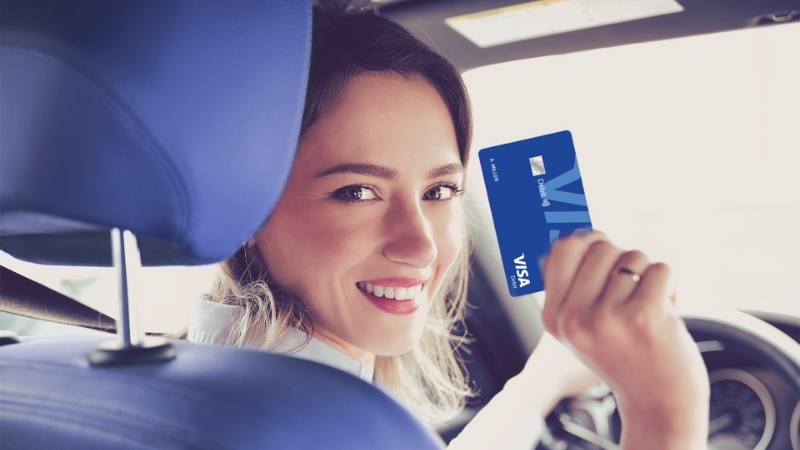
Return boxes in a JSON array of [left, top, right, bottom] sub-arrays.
[[89, 228, 173, 366], [111, 228, 132, 346], [111, 228, 142, 347]]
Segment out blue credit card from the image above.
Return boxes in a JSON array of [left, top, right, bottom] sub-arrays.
[[479, 130, 592, 296]]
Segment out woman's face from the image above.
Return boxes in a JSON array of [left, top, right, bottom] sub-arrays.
[[254, 73, 464, 360]]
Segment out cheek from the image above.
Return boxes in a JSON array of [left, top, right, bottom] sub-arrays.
[[434, 203, 465, 271], [258, 202, 376, 286]]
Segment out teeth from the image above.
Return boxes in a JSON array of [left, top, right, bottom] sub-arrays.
[[358, 283, 423, 301]]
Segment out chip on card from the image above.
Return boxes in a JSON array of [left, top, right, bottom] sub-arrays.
[[479, 131, 592, 296]]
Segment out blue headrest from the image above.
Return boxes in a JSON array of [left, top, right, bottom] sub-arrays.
[[0, 0, 310, 266]]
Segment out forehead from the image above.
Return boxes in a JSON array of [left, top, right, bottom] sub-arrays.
[[295, 73, 461, 172]]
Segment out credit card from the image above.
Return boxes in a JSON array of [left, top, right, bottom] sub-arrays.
[[479, 130, 592, 296]]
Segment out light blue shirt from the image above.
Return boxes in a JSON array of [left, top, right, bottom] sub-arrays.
[[188, 297, 375, 383]]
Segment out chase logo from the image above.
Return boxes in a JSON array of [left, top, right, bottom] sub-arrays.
[[529, 155, 546, 176]]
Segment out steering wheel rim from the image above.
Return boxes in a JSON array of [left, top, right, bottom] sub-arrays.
[[540, 309, 800, 449], [683, 308, 800, 397]]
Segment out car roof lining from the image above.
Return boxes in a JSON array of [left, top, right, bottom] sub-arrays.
[[381, 0, 800, 71]]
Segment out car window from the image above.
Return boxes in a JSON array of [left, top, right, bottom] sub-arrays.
[[0, 250, 215, 334], [464, 22, 800, 315]]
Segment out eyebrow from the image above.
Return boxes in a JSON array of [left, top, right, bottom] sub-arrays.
[[315, 163, 398, 180], [315, 162, 464, 180], [428, 163, 464, 179]]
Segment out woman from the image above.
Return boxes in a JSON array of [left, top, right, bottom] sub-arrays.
[[189, 1, 710, 448]]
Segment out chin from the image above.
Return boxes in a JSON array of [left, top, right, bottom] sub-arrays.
[[367, 326, 426, 357], [353, 301, 432, 356]]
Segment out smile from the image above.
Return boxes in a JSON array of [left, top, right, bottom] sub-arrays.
[[356, 282, 423, 301]]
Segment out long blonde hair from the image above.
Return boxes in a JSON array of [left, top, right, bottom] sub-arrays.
[[206, 232, 473, 422]]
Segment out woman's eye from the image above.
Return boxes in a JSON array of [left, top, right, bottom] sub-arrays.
[[333, 185, 377, 202], [423, 184, 461, 201]]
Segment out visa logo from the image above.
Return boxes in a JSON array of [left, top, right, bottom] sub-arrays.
[[514, 253, 530, 288]]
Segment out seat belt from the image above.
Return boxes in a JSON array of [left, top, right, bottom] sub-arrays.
[[0, 265, 115, 332]]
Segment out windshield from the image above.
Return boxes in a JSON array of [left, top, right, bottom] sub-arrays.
[[463, 22, 800, 316], [2, 22, 798, 335]]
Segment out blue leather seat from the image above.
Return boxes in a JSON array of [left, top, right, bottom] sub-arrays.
[[0, 1, 443, 448], [1, 335, 441, 449]]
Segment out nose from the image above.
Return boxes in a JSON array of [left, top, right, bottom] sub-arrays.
[[382, 199, 437, 269]]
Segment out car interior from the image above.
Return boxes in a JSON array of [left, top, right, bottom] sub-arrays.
[[2, 0, 799, 449]]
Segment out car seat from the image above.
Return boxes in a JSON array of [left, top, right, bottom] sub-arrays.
[[0, 1, 443, 448]]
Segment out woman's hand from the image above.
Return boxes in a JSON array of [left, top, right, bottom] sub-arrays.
[[540, 231, 710, 450]]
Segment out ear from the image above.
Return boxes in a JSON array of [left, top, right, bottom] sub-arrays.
[[246, 238, 257, 249]]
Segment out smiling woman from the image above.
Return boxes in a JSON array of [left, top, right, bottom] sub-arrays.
[[194, 0, 474, 423], [187, 1, 711, 449]]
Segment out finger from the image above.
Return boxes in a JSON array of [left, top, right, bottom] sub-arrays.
[[626, 262, 672, 311], [666, 274, 678, 308], [600, 250, 651, 306], [542, 230, 607, 335], [561, 240, 624, 311]]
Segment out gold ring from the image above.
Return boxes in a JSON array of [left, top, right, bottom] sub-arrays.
[[618, 267, 641, 282]]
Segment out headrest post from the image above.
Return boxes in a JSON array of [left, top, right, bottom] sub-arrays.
[[112, 228, 142, 347], [87, 229, 175, 367]]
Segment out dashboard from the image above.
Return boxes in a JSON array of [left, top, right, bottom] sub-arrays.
[[702, 344, 798, 450]]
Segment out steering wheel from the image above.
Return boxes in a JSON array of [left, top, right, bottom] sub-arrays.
[[537, 309, 800, 450]]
